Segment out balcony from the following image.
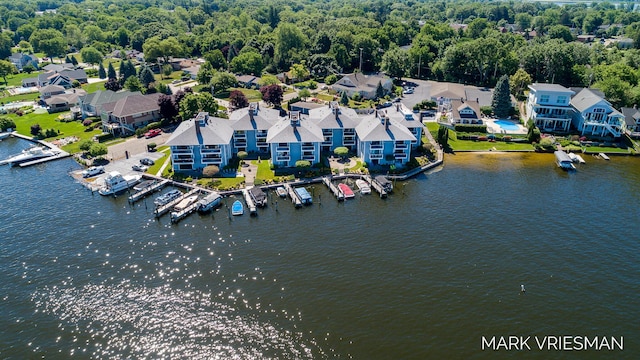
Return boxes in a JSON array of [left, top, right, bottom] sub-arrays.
[[370, 143, 383, 150], [173, 158, 193, 164], [276, 146, 289, 152], [172, 148, 192, 154], [302, 155, 315, 161], [394, 153, 407, 160], [276, 156, 290, 162], [301, 144, 315, 151], [370, 153, 382, 159]]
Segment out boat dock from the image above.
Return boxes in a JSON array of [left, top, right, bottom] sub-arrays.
[[128, 179, 170, 203], [154, 188, 199, 217], [284, 184, 303, 208], [242, 189, 258, 215], [363, 175, 387, 198], [170, 192, 206, 223], [322, 177, 344, 201], [9, 132, 72, 167]]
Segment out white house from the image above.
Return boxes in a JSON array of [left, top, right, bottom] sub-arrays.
[[526, 83, 575, 133], [571, 88, 625, 138]]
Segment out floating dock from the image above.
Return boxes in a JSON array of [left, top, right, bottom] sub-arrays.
[[128, 179, 170, 203], [322, 177, 344, 201], [284, 184, 303, 208], [154, 188, 199, 217], [364, 175, 387, 198], [242, 189, 258, 215]]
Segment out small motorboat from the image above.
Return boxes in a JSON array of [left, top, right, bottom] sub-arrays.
[[231, 200, 244, 216], [338, 183, 355, 199], [276, 186, 287, 198], [355, 179, 371, 195]]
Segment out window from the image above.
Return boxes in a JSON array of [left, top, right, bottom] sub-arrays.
[[557, 96, 567, 104], [540, 95, 549, 103]]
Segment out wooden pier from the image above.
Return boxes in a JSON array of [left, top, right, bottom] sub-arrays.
[[284, 184, 303, 208], [128, 179, 170, 203], [242, 189, 258, 215], [322, 177, 344, 201], [154, 188, 199, 217], [363, 175, 387, 198]]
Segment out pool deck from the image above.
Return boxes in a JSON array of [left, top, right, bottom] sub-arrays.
[[484, 119, 527, 135]]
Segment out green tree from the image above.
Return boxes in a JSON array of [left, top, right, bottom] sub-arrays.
[[179, 92, 218, 120], [258, 74, 279, 86], [325, 74, 338, 85], [114, 28, 130, 48], [0, 117, 16, 131], [274, 23, 308, 70], [509, 69, 532, 100], [548, 25, 573, 42], [107, 62, 117, 80], [491, 75, 512, 119], [98, 63, 106, 79], [333, 146, 349, 160], [289, 62, 310, 82], [0, 32, 13, 59], [437, 125, 449, 148], [30, 124, 41, 137], [299, 88, 311, 101], [30, 29, 67, 61], [527, 120, 541, 143], [204, 49, 226, 70], [593, 77, 632, 109], [210, 71, 237, 92], [340, 91, 349, 105], [0, 60, 17, 84], [230, 52, 264, 76], [89, 143, 108, 158], [381, 47, 410, 80], [202, 165, 220, 178], [80, 47, 103, 66], [138, 65, 155, 88], [78, 139, 93, 152], [124, 76, 143, 92], [375, 81, 385, 99], [162, 64, 173, 79]]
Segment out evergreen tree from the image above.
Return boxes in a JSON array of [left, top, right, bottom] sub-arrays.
[[71, 56, 78, 66], [107, 62, 116, 80], [119, 60, 126, 80], [491, 75, 512, 119], [98, 63, 106, 79], [437, 125, 449, 148], [340, 91, 349, 105], [376, 81, 385, 99], [65, 55, 72, 63], [138, 65, 155, 88]]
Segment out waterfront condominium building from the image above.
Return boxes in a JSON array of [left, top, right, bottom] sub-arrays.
[[308, 102, 360, 152], [165, 112, 234, 172], [229, 102, 279, 155], [266, 111, 324, 168], [355, 109, 416, 166]]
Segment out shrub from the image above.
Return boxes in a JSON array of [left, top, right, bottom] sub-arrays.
[[94, 133, 114, 142], [325, 74, 338, 85], [454, 124, 487, 133], [202, 165, 220, 178], [83, 119, 93, 126]]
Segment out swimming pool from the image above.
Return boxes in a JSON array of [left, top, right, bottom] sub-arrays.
[[494, 120, 521, 131]]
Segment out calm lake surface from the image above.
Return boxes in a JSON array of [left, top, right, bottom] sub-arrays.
[[1, 137, 639, 359]]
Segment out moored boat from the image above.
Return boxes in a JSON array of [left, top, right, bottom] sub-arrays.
[[173, 195, 199, 212], [98, 171, 142, 195], [154, 189, 182, 207], [248, 187, 268, 207], [373, 175, 393, 192], [0, 146, 59, 166], [133, 179, 156, 191], [231, 200, 244, 216], [599, 152, 610, 160], [276, 186, 287, 198], [338, 183, 355, 199], [294, 187, 313, 205], [554, 150, 576, 171], [197, 192, 222, 213], [355, 179, 371, 195]]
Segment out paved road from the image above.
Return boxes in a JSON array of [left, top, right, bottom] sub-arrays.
[[107, 132, 172, 161]]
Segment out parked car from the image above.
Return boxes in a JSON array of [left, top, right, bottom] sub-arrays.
[[403, 87, 414, 95], [81, 166, 105, 178], [144, 129, 161, 139], [132, 164, 148, 172], [140, 158, 155, 166], [393, 97, 402, 103], [376, 101, 393, 109]]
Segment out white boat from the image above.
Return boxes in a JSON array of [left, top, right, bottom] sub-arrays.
[[197, 192, 222, 213], [98, 171, 142, 195], [355, 179, 371, 194], [276, 186, 287, 198], [173, 195, 199, 211], [574, 154, 586, 164], [599, 152, 610, 160], [567, 152, 578, 162], [154, 189, 182, 207], [133, 179, 155, 191], [0, 146, 59, 166]]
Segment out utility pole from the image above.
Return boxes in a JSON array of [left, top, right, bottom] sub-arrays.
[[417, 54, 422, 79], [359, 48, 364, 73]]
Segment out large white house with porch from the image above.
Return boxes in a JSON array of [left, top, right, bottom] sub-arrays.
[[570, 88, 625, 138], [526, 83, 575, 133]]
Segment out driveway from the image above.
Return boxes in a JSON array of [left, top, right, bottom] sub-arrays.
[[397, 78, 433, 110], [107, 132, 172, 161]]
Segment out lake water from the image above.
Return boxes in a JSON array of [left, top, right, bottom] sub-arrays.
[[1, 137, 638, 359]]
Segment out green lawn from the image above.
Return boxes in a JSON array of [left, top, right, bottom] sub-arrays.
[[252, 159, 275, 181], [583, 146, 632, 154], [155, 70, 184, 85], [1, 71, 41, 88], [0, 92, 40, 103], [81, 81, 107, 94], [147, 151, 169, 174], [315, 93, 335, 102], [227, 88, 262, 101], [7, 112, 102, 153], [447, 137, 534, 151]]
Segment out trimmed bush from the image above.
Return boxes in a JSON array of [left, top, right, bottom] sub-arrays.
[[454, 124, 487, 133]]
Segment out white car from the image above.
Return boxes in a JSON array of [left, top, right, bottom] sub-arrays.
[[403, 87, 414, 95], [132, 164, 148, 172], [82, 166, 105, 178]]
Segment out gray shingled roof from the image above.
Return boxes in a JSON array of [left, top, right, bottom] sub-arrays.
[[621, 107, 640, 127], [450, 99, 481, 119], [266, 115, 323, 143], [309, 103, 360, 129], [39, 84, 65, 94], [429, 82, 465, 100], [229, 104, 279, 131], [528, 83, 573, 93], [102, 93, 161, 117], [81, 90, 138, 108], [382, 104, 423, 129], [166, 114, 234, 146], [355, 112, 416, 142], [464, 87, 494, 107], [570, 88, 610, 112]]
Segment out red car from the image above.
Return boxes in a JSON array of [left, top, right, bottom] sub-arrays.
[[144, 129, 161, 138]]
